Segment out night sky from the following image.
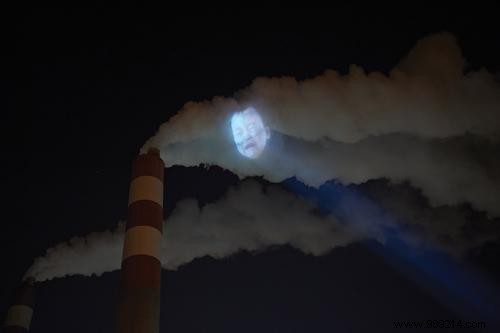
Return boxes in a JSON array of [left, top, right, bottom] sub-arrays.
[[4, 6, 500, 332]]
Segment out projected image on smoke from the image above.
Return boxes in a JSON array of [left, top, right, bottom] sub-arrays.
[[231, 107, 270, 159]]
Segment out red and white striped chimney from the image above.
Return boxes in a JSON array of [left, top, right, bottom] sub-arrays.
[[3, 278, 35, 333], [116, 148, 165, 333]]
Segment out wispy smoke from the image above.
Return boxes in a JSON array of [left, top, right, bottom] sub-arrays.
[[26, 226, 125, 282], [143, 32, 500, 216], [27, 32, 500, 281]]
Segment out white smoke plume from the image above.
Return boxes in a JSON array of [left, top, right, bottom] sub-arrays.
[[143, 32, 500, 216], [145, 32, 499, 147], [26, 180, 361, 281], [27, 177, 499, 282], [26, 32, 500, 282]]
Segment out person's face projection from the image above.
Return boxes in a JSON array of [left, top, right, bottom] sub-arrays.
[[231, 108, 270, 159]]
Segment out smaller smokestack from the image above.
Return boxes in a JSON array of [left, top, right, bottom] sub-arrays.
[[3, 278, 35, 333]]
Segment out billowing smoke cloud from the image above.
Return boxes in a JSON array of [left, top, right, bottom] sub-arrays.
[[27, 178, 499, 282], [27, 32, 500, 282], [143, 32, 500, 216], [26, 180, 361, 281]]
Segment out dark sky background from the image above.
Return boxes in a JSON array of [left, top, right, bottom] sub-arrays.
[[4, 5, 500, 332]]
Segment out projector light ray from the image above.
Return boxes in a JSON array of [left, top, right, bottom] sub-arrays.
[[283, 178, 500, 328]]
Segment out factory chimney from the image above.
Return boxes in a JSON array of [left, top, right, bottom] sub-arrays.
[[3, 278, 35, 333], [116, 148, 165, 333]]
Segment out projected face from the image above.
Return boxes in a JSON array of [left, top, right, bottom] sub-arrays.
[[231, 108, 270, 159]]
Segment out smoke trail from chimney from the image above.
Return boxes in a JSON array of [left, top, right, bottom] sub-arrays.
[[24, 32, 500, 282], [142, 32, 500, 216]]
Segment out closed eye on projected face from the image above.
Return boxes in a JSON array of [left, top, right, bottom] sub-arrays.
[[231, 107, 270, 159]]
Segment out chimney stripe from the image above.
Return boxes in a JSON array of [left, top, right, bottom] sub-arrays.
[[127, 201, 163, 231], [3, 306, 33, 330], [122, 226, 162, 261], [131, 153, 164, 181], [121, 255, 162, 289], [128, 176, 163, 207]]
